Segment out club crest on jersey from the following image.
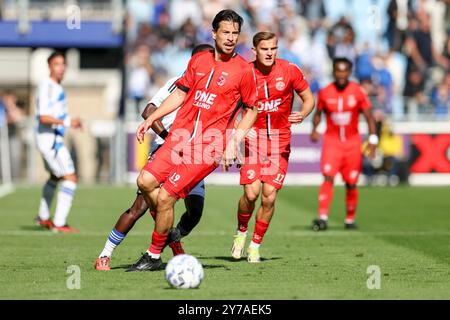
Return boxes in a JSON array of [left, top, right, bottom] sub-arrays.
[[217, 72, 228, 86], [347, 95, 357, 108], [275, 81, 285, 91]]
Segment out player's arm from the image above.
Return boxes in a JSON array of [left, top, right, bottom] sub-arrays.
[[310, 109, 322, 143], [361, 107, 378, 159], [222, 105, 258, 171], [234, 105, 258, 143], [141, 102, 169, 140], [136, 88, 186, 143], [39, 115, 82, 129], [288, 87, 315, 124]]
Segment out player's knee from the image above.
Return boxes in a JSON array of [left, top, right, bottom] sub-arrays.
[[63, 174, 77, 184], [244, 190, 259, 203], [324, 175, 334, 183], [157, 190, 176, 210], [137, 172, 155, 193], [262, 191, 277, 208]]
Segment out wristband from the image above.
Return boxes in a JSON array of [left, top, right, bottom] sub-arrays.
[[159, 129, 169, 140], [63, 116, 71, 128], [368, 134, 379, 145]]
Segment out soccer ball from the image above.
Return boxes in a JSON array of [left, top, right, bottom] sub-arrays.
[[165, 254, 204, 289]]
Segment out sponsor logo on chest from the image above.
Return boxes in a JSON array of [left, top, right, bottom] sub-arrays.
[[193, 90, 217, 110], [258, 98, 282, 113]]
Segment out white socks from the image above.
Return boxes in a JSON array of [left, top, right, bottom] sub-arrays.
[[249, 241, 260, 249], [146, 250, 160, 259], [38, 179, 57, 220], [99, 240, 117, 258], [53, 180, 77, 227], [99, 229, 126, 258]]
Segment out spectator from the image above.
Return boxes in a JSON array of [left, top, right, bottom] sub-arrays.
[[127, 45, 153, 120], [378, 120, 404, 186], [385, 0, 413, 51], [431, 73, 450, 119], [1, 91, 26, 180], [169, 0, 202, 30]]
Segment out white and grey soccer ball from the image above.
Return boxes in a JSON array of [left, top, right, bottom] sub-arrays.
[[165, 254, 204, 289]]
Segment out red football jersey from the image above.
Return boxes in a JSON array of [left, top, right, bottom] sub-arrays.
[[252, 59, 309, 137], [317, 81, 371, 141], [172, 51, 258, 141]]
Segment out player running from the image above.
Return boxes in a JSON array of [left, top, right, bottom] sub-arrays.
[[94, 44, 214, 271], [230, 32, 315, 263], [34, 51, 82, 233], [310, 57, 377, 231], [127, 9, 259, 272]]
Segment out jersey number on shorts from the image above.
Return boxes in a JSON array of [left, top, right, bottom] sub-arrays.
[[170, 172, 181, 183], [274, 173, 285, 183]]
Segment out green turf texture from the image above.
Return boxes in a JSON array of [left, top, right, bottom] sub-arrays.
[[0, 185, 449, 299]]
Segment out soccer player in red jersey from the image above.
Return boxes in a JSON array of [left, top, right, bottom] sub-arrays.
[[310, 57, 377, 231], [230, 32, 315, 262], [127, 10, 259, 271], [94, 44, 214, 271]]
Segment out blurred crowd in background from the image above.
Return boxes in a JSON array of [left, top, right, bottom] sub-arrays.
[[125, 0, 449, 122], [1, 0, 449, 186], [122, 0, 449, 186]]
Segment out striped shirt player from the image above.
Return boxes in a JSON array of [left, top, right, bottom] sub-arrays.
[[34, 52, 82, 233]]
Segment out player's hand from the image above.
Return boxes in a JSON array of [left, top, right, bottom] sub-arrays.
[[365, 143, 377, 160], [288, 112, 304, 124], [310, 130, 320, 143], [71, 117, 83, 130], [136, 117, 154, 144], [221, 139, 237, 172]]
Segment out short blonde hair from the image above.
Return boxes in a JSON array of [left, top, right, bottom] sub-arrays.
[[252, 31, 277, 48]]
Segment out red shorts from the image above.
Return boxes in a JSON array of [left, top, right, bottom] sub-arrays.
[[239, 134, 290, 189], [321, 136, 362, 184], [143, 139, 218, 199]]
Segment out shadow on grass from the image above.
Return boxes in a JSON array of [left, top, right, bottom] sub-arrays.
[[200, 256, 282, 262], [110, 263, 228, 271]]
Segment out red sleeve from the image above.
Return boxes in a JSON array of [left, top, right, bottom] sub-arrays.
[[239, 66, 258, 107], [357, 85, 371, 110], [316, 89, 325, 111], [289, 62, 309, 93], [175, 54, 198, 92]]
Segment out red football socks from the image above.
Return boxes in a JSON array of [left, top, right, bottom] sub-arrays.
[[252, 220, 269, 244], [148, 231, 168, 255], [346, 187, 358, 222], [237, 212, 252, 233], [318, 180, 333, 218]]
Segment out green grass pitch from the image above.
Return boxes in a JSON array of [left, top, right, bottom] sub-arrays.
[[0, 185, 449, 299]]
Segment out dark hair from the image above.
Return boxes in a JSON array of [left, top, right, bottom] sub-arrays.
[[47, 51, 65, 65], [333, 57, 353, 70], [253, 31, 277, 47], [191, 43, 214, 56], [212, 10, 244, 32]]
